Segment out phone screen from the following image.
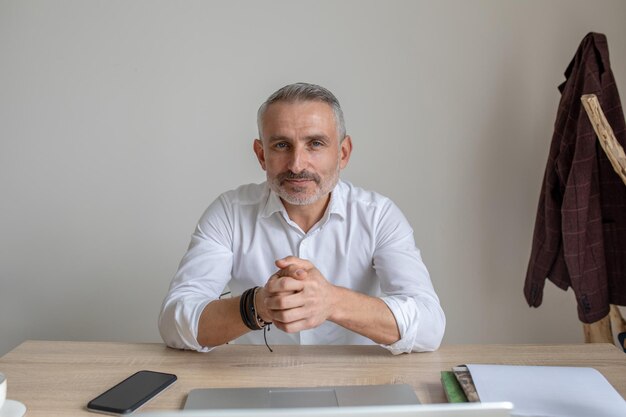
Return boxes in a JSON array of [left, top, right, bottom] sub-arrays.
[[87, 370, 177, 415]]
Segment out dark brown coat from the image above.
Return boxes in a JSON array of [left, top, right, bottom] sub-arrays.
[[525, 33, 626, 323]]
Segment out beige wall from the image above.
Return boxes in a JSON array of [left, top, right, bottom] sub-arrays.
[[1, 0, 626, 356]]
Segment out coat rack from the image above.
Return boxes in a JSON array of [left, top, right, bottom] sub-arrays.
[[580, 94, 626, 349]]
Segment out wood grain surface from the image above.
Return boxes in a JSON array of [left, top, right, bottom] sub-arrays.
[[1, 341, 624, 416]]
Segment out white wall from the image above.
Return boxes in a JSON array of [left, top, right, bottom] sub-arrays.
[[1, 0, 626, 356]]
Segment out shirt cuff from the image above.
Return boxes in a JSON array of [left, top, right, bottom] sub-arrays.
[[166, 297, 216, 352], [379, 295, 420, 355]]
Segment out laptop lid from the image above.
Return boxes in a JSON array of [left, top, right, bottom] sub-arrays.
[[184, 384, 419, 409], [138, 402, 514, 417]]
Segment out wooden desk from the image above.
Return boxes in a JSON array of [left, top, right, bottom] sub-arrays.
[[1, 341, 625, 416]]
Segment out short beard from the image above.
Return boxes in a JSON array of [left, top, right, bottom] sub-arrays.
[[270, 165, 340, 206]]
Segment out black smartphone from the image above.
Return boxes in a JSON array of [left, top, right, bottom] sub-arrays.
[[87, 370, 177, 415]]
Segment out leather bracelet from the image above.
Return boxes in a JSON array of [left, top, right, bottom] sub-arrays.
[[240, 287, 271, 330], [239, 288, 260, 330], [252, 287, 271, 329]]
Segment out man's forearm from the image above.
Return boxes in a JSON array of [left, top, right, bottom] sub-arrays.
[[328, 286, 400, 345], [196, 297, 250, 347]]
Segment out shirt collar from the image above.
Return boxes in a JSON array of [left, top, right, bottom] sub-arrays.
[[326, 180, 347, 220], [260, 183, 286, 218], [259, 180, 347, 221]]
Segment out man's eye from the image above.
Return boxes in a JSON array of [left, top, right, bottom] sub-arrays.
[[311, 141, 324, 147], [274, 142, 289, 149]]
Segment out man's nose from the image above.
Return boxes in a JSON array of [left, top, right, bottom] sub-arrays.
[[287, 146, 307, 173]]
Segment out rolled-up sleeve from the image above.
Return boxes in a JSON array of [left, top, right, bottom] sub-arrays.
[[373, 201, 446, 354], [158, 196, 234, 351]]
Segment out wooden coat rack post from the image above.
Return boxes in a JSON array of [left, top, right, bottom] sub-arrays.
[[580, 94, 626, 348]]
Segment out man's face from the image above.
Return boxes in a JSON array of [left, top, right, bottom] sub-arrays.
[[254, 100, 352, 207]]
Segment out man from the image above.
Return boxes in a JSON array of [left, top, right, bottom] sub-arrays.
[[159, 83, 445, 354]]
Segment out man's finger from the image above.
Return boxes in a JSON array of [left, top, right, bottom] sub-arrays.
[[269, 305, 307, 324], [275, 256, 312, 270], [265, 275, 304, 294], [271, 317, 315, 333], [276, 266, 307, 280], [265, 292, 304, 311]]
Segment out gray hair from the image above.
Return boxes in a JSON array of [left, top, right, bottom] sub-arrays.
[[257, 82, 346, 141]]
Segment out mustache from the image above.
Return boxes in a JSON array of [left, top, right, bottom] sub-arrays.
[[278, 170, 320, 184]]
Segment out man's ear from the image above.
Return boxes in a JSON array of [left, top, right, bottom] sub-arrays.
[[339, 135, 353, 169], [253, 139, 267, 171]]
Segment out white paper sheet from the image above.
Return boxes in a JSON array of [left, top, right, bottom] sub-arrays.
[[466, 364, 626, 417]]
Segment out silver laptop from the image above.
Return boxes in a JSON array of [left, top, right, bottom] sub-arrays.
[[184, 384, 419, 409], [138, 402, 513, 417]]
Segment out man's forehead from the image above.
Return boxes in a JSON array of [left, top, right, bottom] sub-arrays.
[[261, 100, 337, 135]]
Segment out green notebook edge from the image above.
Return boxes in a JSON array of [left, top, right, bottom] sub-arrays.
[[440, 371, 469, 403]]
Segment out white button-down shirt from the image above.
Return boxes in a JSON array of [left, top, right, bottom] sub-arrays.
[[159, 180, 445, 354]]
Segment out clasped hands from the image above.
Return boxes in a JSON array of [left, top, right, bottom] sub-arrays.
[[255, 256, 337, 333]]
